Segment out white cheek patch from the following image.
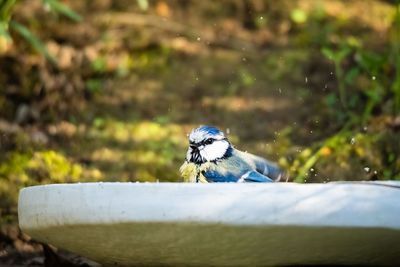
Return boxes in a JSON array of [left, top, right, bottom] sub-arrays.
[[200, 140, 229, 161], [186, 148, 192, 161]]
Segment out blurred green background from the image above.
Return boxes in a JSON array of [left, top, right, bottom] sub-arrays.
[[0, 0, 399, 230]]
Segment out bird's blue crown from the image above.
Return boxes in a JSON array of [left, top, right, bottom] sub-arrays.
[[196, 126, 222, 135]]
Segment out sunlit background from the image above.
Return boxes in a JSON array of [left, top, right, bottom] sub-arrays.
[[0, 0, 399, 260]]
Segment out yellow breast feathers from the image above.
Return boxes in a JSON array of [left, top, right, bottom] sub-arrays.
[[179, 161, 211, 183]]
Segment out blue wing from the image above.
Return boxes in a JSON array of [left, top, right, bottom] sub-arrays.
[[201, 169, 274, 183], [241, 171, 275, 182], [201, 169, 238, 182]]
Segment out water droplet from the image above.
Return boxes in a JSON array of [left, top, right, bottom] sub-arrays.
[[330, 72, 334, 75], [364, 167, 370, 173], [310, 168, 314, 172], [305, 77, 308, 83], [310, 130, 313, 134], [372, 76, 376, 80], [350, 137, 355, 145], [226, 128, 230, 134], [373, 170, 377, 175], [197, 37, 201, 41], [260, 16, 264, 20]]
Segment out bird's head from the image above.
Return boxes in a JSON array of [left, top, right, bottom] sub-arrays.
[[186, 126, 232, 164]]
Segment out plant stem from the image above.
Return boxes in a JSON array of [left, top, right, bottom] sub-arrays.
[[335, 60, 347, 110], [294, 117, 356, 183], [0, 0, 17, 21]]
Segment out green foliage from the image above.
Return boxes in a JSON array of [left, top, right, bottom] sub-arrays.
[[0, 0, 80, 61], [283, 1, 400, 182], [0, 20, 10, 39], [86, 79, 103, 94], [321, 42, 393, 126], [239, 69, 255, 86], [137, 0, 149, 11], [42, 0, 81, 22], [92, 56, 107, 73], [393, 2, 400, 114], [77, 120, 187, 182], [291, 9, 307, 24], [319, 1, 400, 124], [9, 21, 56, 62], [321, 46, 352, 109], [0, 0, 17, 22], [290, 131, 395, 183], [0, 150, 92, 219]]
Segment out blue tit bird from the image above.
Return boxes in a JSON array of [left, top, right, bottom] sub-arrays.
[[180, 126, 286, 183]]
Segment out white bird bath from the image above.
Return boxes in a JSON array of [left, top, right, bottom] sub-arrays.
[[18, 182, 400, 266]]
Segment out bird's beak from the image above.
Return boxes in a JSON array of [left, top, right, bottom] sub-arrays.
[[190, 145, 198, 150]]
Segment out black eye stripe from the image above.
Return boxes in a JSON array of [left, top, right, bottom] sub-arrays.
[[190, 137, 224, 147]]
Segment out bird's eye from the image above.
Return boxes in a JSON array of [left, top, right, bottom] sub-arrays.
[[205, 138, 214, 145]]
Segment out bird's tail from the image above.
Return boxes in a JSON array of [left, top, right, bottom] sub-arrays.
[[247, 153, 288, 182], [274, 169, 289, 182]]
